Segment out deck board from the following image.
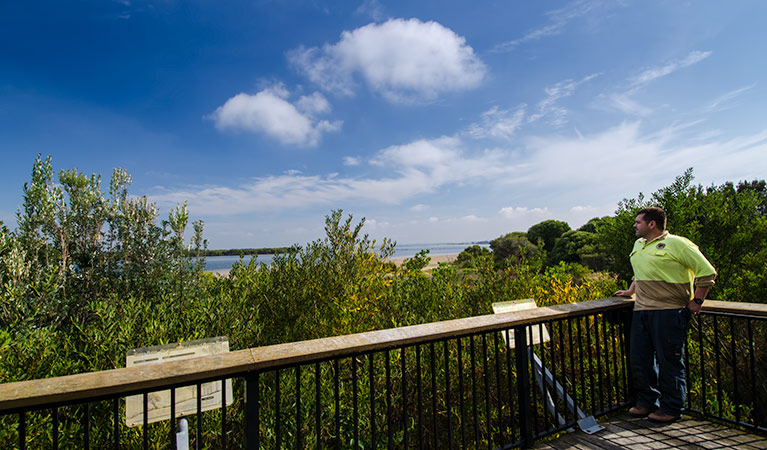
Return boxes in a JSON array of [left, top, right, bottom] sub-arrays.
[[535, 412, 767, 449]]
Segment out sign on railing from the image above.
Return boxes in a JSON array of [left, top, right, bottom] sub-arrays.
[[125, 336, 233, 427], [492, 298, 551, 347]]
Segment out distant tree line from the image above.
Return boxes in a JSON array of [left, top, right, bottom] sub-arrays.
[[195, 247, 291, 257]]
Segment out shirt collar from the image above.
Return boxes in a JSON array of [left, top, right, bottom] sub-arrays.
[[642, 230, 669, 246]]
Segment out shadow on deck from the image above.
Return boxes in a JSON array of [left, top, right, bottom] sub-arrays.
[[536, 411, 767, 449]]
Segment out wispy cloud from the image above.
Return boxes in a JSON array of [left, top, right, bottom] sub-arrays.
[[603, 50, 712, 116], [289, 18, 486, 103], [528, 73, 599, 126], [466, 105, 527, 141], [210, 85, 342, 146], [628, 50, 712, 89], [492, 0, 608, 52], [702, 83, 757, 113]]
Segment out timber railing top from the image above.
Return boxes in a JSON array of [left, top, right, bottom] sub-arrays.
[[1, 297, 764, 413]]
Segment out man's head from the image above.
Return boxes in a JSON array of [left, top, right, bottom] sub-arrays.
[[635, 207, 666, 239]]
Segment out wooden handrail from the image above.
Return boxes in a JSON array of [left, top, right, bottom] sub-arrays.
[[1, 297, 764, 412]]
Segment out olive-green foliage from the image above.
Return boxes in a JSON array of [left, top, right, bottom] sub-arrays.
[[549, 230, 597, 265], [454, 244, 492, 268], [527, 219, 571, 253], [489, 232, 543, 268]]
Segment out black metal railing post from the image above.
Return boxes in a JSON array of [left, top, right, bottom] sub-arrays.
[[245, 371, 260, 450], [621, 308, 635, 402], [514, 326, 533, 448]]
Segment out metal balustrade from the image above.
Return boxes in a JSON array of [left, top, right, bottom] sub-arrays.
[[1, 297, 765, 448]]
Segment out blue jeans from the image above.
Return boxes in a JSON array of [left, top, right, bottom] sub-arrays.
[[630, 308, 691, 416]]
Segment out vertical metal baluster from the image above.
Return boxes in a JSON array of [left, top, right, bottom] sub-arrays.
[[221, 379, 227, 449], [595, 315, 604, 413], [538, 322, 549, 432], [577, 316, 586, 414], [19, 412, 26, 450], [567, 318, 578, 418], [610, 317, 619, 408], [470, 335, 478, 446], [171, 388, 177, 449], [549, 321, 559, 426], [386, 351, 393, 450], [416, 344, 424, 450], [685, 319, 691, 411], [245, 371, 260, 450], [515, 326, 533, 448], [401, 347, 408, 450], [315, 362, 321, 448], [84, 403, 90, 450], [699, 314, 706, 415], [445, 340, 454, 450], [143, 393, 148, 450], [748, 319, 757, 428], [296, 366, 302, 450], [457, 338, 466, 450], [334, 360, 340, 450], [275, 370, 282, 449], [353, 356, 359, 449], [618, 313, 629, 402], [220, 379, 226, 449], [714, 315, 723, 417], [528, 325, 538, 434], [557, 320, 568, 424], [585, 316, 595, 413], [113, 397, 120, 449], [505, 329, 516, 444], [430, 342, 438, 449], [197, 383, 202, 450], [370, 353, 376, 450], [602, 317, 612, 409], [53, 407, 59, 450], [493, 332, 502, 447], [729, 316, 740, 424], [482, 334, 491, 447]]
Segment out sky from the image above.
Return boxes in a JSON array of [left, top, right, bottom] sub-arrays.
[[1, 0, 766, 249]]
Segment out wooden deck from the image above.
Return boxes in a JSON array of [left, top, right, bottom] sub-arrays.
[[536, 412, 767, 449]]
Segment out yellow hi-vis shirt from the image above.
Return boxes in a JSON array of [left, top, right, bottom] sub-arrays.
[[630, 230, 717, 311]]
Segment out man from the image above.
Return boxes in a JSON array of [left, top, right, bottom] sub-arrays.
[[615, 207, 716, 423]]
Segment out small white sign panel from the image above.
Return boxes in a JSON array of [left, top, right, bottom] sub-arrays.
[[492, 299, 551, 348], [125, 336, 233, 427]]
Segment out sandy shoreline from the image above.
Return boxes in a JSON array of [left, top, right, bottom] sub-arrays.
[[208, 253, 459, 276]]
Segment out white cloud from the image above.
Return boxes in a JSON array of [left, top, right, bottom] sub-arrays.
[[343, 156, 361, 166], [467, 105, 527, 141], [355, 0, 386, 21], [702, 83, 757, 114], [528, 74, 599, 126], [629, 51, 712, 88], [498, 206, 549, 219], [289, 18, 486, 102], [211, 87, 341, 146], [410, 204, 428, 212], [493, 0, 609, 52]]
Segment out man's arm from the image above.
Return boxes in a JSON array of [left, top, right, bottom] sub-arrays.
[[615, 281, 635, 298], [686, 285, 711, 316]]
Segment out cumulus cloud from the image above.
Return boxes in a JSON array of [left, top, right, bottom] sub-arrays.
[[211, 87, 341, 146], [289, 18, 486, 102]]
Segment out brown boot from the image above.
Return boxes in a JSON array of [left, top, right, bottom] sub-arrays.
[[648, 410, 680, 423], [628, 405, 655, 417]]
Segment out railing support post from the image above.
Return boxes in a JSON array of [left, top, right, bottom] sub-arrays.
[[245, 371, 259, 450], [515, 326, 533, 448]]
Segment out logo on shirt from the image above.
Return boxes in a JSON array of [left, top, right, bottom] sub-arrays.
[[656, 243, 666, 249]]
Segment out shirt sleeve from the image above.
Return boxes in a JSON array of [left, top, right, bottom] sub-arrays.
[[674, 238, 717, 287]]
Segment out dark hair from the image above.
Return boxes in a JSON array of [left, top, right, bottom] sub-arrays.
[[637, 207, 666, 231]]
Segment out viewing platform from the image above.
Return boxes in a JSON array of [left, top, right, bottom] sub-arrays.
[[1, 297, 765, 448]]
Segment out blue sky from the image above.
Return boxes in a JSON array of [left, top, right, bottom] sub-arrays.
[[2, 0, 766, 248]]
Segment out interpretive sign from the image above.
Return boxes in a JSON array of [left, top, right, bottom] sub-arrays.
[[491, 298, 550, 348], [125, 336, 233, 427]]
